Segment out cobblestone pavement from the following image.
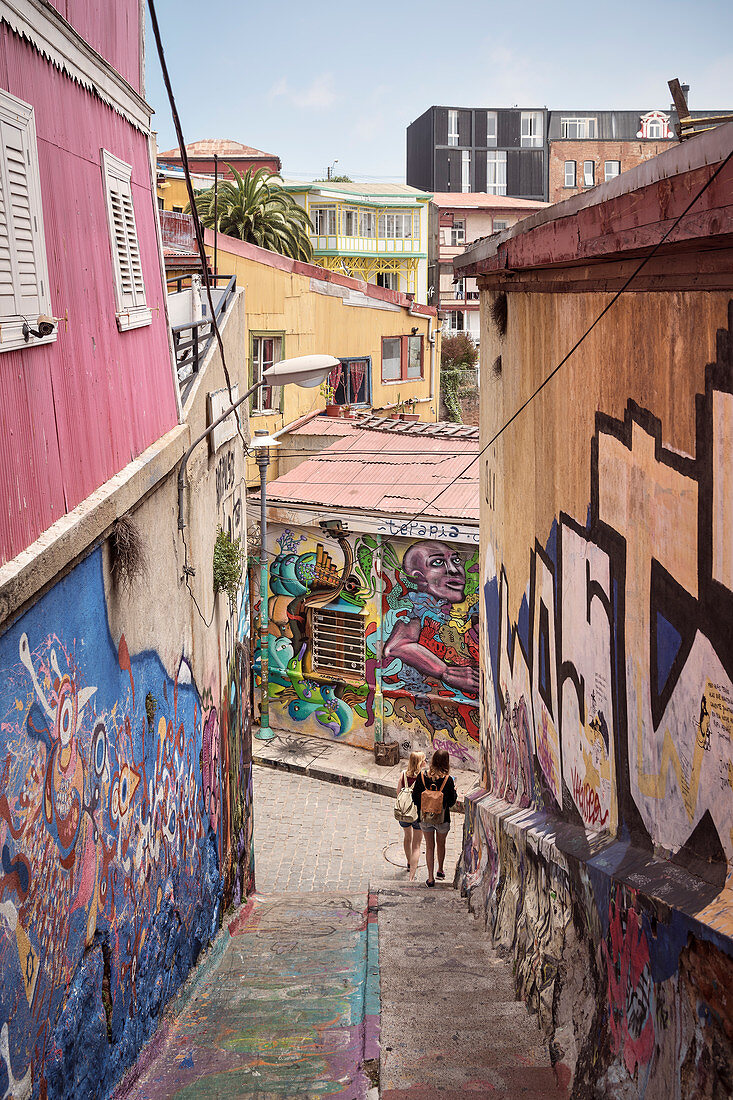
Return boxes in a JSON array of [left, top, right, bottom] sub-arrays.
[[252, 764, 464, 893]]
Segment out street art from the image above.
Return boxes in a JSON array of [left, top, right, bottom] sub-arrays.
[[462, 307, 733, 1095], [258, 528, 480, 766], [0, 548, 253, 1097]]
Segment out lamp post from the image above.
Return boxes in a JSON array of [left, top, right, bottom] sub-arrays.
[[175, 353, 338, 740], [250, 429, 279, 741]]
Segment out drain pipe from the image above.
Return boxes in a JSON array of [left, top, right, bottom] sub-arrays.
[[408, 302, 437, 419]]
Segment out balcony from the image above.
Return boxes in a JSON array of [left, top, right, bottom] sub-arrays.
[[167, 273, 237, 401]]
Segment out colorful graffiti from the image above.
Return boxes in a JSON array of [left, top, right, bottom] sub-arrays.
[[259, 527, 480, 766], [0, 548, 252, 1097], [464, 306, 733, 1093]]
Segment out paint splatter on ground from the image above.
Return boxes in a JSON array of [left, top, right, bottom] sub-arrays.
[[113, 892, 378, 1099]]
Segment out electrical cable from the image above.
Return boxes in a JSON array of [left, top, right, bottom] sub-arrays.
[[386, 143, 733, 536]]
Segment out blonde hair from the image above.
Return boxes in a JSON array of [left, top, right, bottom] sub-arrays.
[[406, 751, 426, 778]]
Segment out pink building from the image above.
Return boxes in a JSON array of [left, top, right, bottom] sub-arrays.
[[429, 193, 548, 343], [0, 1, 179, 565]]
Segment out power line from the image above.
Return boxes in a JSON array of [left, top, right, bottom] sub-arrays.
[[389, 142, 733, 536]]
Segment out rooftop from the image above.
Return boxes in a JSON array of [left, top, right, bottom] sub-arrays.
[[431, 193, 549, 210], [264, 418, 479, 522], [158, 139, 279, 160], [283, 180, 432, 202]]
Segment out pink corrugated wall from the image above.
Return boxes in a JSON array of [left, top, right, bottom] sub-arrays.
[[45, 0, 142, 92], [0, 28, 178, 566]]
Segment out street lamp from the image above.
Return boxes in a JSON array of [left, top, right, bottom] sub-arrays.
[[175, 353, 339, 740]]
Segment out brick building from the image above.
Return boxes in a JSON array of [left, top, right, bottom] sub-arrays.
[[157, 137, 281, 179]]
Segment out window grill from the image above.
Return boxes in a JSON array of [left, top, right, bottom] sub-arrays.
[[312, 608, 365, 679]]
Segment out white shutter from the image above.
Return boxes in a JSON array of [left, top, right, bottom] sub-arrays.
[[2, 119, 41, 317], [0, 138, 15, 316], [101, 149, 150, 330]]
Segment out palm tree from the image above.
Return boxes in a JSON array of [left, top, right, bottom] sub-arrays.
[[190, 166, 314, 262]]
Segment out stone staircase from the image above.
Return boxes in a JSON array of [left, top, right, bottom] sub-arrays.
[[375, 883, 566, 1099]]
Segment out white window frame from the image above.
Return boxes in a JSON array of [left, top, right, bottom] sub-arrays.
[[251, 333, 283, 413], [520, 111, 543, 148], [447, 109, 459, 147], [493, 218, 508, 232], [101, 149, 151, 331], [450, 219, 465, 246], [564, 160, 576, 187], [0, 89, 55, 353], [461, 149, 471, 192], [312, 206, 337, 235], [561, 117, 598, 139], [583, 160, 595, 187], [486, 111, 497, 148], [486, 150, 507, 195], [604, 160, 621, 182], [449, 310, 464, 332]]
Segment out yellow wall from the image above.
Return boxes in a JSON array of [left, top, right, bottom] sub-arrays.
[[157, 177, 192, 212], [206, 234, 440, 485]]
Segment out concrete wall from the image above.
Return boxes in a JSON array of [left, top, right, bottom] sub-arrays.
[[0, 294, 254, 1098], [259, 521, 480, 769], [459, 282, 733, 1095]]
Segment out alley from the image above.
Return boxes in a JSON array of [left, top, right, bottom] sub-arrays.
[[253, 766, 463, 892]]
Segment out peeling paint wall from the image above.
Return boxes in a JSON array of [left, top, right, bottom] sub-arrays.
[[460, 287, 733, 1095]]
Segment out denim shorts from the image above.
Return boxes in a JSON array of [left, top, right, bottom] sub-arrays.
[[420, 820, 450, 835], [399, 821, 421, 830]]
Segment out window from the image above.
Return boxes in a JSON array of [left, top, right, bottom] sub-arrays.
[[450, 219, 465, 246], [381, 334, 423, 381], [311, 206, 337, 235], [376, 271, 400, 291], [342, 207, 358, 235], [449, 311, 464, 332], [583, 160, 595, 187], [647, 118, 663, 139], [453, 278, 465, 299], [172, 205, 183, 213], [605, 160, 621, 181], [486, 150, 507, 195], [560, 117, 598, 139], [486, 112, 497, 147], [448, 109, 459, 146], [520, 111, 542, 147], [493, 218, 508, 232], [251, 334, 283, 412], [0, 89, 55, 351], [101, 150, 150, 331], [461, 150, 471, 192], [564, 160, 576, 187], [331, 357, 371, 405], [312, 607, 365, 679], [378, 212, 417, 239]]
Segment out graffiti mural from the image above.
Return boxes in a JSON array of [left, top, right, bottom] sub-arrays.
[[463, 307, 733, 1094], [0, 548, 252, 1097], [259, 527, 480, 767]]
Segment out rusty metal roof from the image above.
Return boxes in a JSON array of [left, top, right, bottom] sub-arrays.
[[265, 423, 479, 521], [288, 415, 479, 441]]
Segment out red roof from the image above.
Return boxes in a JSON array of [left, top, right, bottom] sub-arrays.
[[266, 420, 479, 521], [158, 139, 278, 160], [431, 192, 549, 210]]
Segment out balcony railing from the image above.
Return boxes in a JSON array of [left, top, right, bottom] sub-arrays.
[[167, 273, 237, 397]]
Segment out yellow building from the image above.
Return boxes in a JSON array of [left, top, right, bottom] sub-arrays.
[[156, 166, 212, 212], [283, 181, 431, 302], [205, 230, 440, 486]]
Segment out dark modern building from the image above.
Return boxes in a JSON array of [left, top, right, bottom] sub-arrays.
[[408, 99, 731, 204], [407, 106, 548, 200]]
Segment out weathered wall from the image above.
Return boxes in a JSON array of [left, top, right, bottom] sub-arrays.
[[258, 523, 480, 768], [459, 287, 733, 1095], [0, 298, 254, 1098]]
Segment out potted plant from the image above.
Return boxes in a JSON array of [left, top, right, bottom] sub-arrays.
[[402, 397, 419, 422], [320, 379, 341, 417]]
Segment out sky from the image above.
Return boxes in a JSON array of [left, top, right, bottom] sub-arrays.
[[145, 0, 733, 182]]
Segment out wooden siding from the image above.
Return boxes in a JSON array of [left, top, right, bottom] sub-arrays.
[[0, 29, 177, 565], [45, 0, 142, 92]]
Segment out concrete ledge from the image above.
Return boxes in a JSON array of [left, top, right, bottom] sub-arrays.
[[0, 423, 190, 629], [252, 729, 478, 813]]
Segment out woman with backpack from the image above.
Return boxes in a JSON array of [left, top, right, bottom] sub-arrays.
[[411, 749, 457, 887], [396, 751, 426, 880]]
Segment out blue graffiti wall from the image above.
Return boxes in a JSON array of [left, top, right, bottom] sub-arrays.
[[0, 549, 223, 1098]]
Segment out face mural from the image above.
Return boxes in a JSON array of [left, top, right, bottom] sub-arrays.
[[0, 549, 253, 1096], [258, 529, 480, 766]]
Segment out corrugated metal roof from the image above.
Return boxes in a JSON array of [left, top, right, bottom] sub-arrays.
[[158, 139, 277, 159], [265, 426, 479, 521], [288, 415, 480, 440]]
